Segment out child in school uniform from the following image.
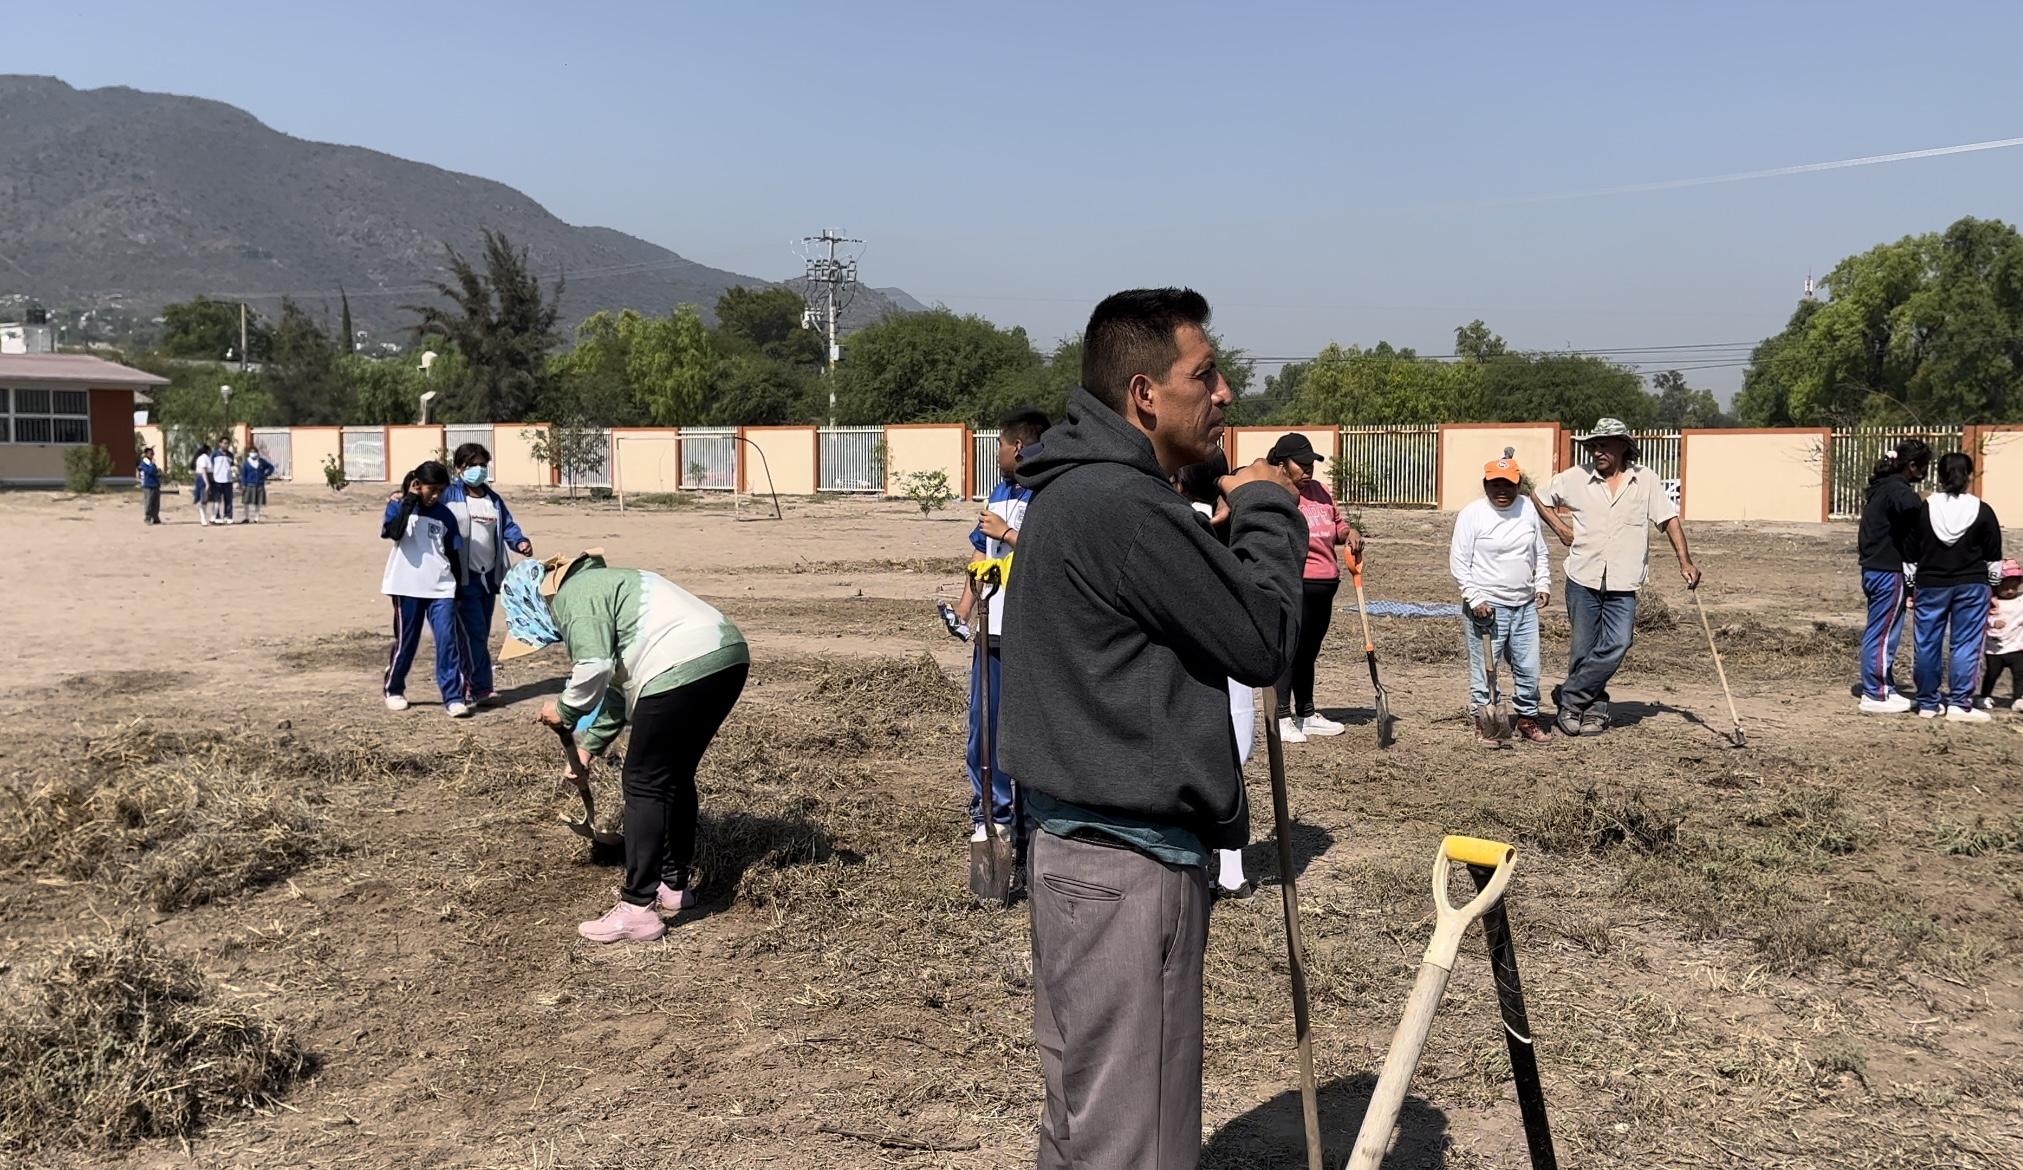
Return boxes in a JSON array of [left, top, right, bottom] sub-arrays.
[[1979, 560, 2023, 711], [209, 441, 235, 525], [443, 442, 534, 706], [240, 447, 276, 523], [191, 443, 212, 524], [381, 461, 472, 718], [138, 446, 162, 525], [954, 408, 1048, 854]]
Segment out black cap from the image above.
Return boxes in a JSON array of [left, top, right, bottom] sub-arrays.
[[1266, 433, 1325, 465]]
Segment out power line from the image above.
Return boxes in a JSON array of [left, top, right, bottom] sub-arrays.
[[799, 229, 863, 427]]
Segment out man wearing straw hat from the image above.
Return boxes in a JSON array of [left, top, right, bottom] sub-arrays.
[[1532, 417, 1701, 736]]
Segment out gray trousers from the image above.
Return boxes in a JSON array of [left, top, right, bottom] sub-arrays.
[[1030, 829, 1209, 1170]]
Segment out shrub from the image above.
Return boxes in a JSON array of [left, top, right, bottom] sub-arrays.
[[321, 453, 348, 492], [900, 468, 954, 515], [62, 445, 114, 493]]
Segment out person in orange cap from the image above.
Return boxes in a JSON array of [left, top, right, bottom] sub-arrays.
[[1448, 449, 1551, 743]]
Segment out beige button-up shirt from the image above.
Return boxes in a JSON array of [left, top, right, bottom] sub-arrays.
[[1545, 463, 1679, 591]]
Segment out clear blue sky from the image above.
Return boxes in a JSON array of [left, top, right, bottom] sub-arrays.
[[18, 0, 2023, 397]]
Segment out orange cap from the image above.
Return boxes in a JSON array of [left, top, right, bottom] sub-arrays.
[[1483, 455, 1521, 483]]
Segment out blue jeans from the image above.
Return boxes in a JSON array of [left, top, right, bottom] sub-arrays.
[[1464, 603, 1541, 716], [456, 580, 500, 698], [1561, 580, 1638, 719], [384, 594, 469, 707], [967, 639, 1014, 827], [1860, 570, 1909, 700], [1913, 581, 1991, 712]]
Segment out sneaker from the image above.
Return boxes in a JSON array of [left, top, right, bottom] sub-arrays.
[[1276, 717, 1307, 744], [1580, 712, 1608, 737], [611, 883, 696, 914], [577, 899, 667, 944], [2011, 698, 2023, 713], [472, 691, 501, 708], [1859, 693, 1915, 714], [1300, 713, 1346, 737], [1976, 695, 1996, 711], [1555, 709, 1582, 737], [1515, 716, 1551, 744], [1945, 706, 1992, 724], [384, 694, 410, 712], [937, 602, 971, 642], [1919, 708, 1943, 719], [446, 701, 473, 718], [1213, 881, 1256, 901]]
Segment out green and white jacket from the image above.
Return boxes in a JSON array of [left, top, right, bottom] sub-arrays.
[[551, 558, 749, 754]]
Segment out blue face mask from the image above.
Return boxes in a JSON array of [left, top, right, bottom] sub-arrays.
[[461, 465, 489, 487]]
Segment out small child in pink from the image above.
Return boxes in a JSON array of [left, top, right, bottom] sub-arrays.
[[1978, 560, 2023, 711]]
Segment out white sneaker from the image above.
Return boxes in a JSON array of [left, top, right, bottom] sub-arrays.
[[1918, 708, 1942, 719], [2011, 698, 2023, 713], [446, 701, 473, 719], [1300, 713, 1346, 737], [384, 695, 410, 712], [1945, 706, 1991, 723], [1858, 694, 1914, 714], [1277, 717, 1307, 743]]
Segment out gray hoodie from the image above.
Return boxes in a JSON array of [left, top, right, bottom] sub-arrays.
[[1000, 387, 1305, 851]]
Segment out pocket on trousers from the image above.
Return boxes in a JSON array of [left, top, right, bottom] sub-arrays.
[[1040, 873, 1122, 902]]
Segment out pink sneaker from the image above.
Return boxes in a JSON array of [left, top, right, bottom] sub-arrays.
[[577, 899, 666, 943], [610, 883, 696, 913]]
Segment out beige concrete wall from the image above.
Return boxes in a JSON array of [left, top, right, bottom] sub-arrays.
[[387, 425, 445, 475], [1681, 430, 1826, 522], [1227, 427, 1340, 468], [1439, 424, 1559, 510], [612, 432, 682, 494], [135, 424, 166, 464], [492, 424, 553, 489], [0, 445, 70, 482], [291, 427, 342, 486], [742, 426, 819, 496], [1976, 429, 2023, 525], [884, 425, 968, 497]]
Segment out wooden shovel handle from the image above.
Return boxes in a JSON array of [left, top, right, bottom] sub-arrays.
[[1425, 836, 1515, 971]]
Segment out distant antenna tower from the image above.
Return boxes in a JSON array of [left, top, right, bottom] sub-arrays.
[[1803, 271, 1816, 301], [799, 228, 863, 426]]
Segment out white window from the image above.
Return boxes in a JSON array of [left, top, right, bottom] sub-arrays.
[[0, 387, 91, 445]]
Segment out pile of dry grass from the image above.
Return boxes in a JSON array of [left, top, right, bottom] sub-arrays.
[[0, 722, 425, 911], [0, 930, 306, 1151], [1495, 783, 1683, 856], [768, 653, 965, 755], [278, 629, 389, 671], [1377, 618, 1466, 663]]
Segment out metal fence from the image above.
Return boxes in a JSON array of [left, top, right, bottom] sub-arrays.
[[444, 424, 494, 461], [679, 427, 738, 491], [1566, 428, 1682, 481], [1335, 426, 1440, 506], [971, 429, 1000, 498], [250, 427, 292, 480], [342, 427, 387, 482], [1827, 426, 1964, 518], [819, 426, 883, 492]]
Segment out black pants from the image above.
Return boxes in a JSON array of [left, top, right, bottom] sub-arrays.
[[1275, 577, 1339, 718], [142, 487, 160, 523], [213, 481, 234, 519], [1981, 651, 2023, 701], [620, 663, 748, 906]]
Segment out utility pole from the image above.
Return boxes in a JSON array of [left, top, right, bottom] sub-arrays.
[[239, 302, 249, 376], [801, 228, 861, 427]]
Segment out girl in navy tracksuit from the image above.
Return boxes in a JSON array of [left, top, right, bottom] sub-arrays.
[[380, 461, 472, 717], [443, 442, 533, 705]]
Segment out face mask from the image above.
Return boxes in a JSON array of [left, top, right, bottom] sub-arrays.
[[461, 465, 489, 487]]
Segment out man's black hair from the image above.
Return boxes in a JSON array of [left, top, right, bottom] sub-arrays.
[[1000, 407, 1051, 447], [451, 441, 492, 469], [1080, 288, 1212, 412]]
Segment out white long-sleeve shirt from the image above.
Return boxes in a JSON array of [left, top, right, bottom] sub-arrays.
[[1449, 497, 1549, 608]]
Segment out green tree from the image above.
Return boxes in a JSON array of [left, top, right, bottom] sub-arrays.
[[1228, 359, 1307, 425], [339, 288, 355, 356], [706, 354, 819, 425], [265, 298, 349, 424], [1649, 370, 1728, 428], [715, 286, 824, 367], [831, 308, 1040, 423], [160, 296, 271, 362], [632, 304, 720, 425], [1453, 319, 1507, 362], [348, 356, 428, 425], [406, 228, 562, 422], [1733, 300, 1820, 425]]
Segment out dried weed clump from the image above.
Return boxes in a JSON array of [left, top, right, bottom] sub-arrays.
[[0, 930, 307, 1151]]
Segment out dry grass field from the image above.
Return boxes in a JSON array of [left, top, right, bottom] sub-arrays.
[[1, 484, 2018, 1168]]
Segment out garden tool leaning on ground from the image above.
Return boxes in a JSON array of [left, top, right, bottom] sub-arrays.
[[1473, 614, 1513, 746], [1347, 547, 1398, 747], [966, 556, 1019, 905], [553, 725, 623, 846], [1689, 585, 1747, 748], [1347, 835, 1557, 1170], [1262, 686, 1325, 1170]]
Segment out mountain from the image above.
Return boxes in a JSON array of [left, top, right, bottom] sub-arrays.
[[0, 76, 916, 340]]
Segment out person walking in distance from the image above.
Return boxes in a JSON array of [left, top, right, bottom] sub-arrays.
[[1001, 288, 1305, 1170], [1855, 439, 1931, 713], [380, 462, 473, 718], [1912, 451, 2003, 722], [1450, 451, 1552, 744], [1266, 433, 1363, 743], [1532, 418, 1701, 736], [239, 445, 277, 523], [443, 442, 534, 707], [137, 445, 162, 525], [1977, 560, 2023, 711], [191, 443, 212, 524]]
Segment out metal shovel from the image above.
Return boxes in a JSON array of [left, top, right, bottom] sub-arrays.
[[966, 561, 1015, 906], [1348, 549, 1397, 748], [553, 725, 622, 845], [1473, 623, 1512, 744]]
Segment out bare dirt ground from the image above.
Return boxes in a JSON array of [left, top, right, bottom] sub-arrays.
[[2, 484, 2020, 1169]]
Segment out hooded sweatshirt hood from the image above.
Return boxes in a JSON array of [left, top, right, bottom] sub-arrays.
[[1929, 491, 1983, 547], [1015, 386, 1169, 493]]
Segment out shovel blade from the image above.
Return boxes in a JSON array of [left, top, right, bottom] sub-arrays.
[[969, 830, 1014, 905], [1374, 691, 1397, 748]]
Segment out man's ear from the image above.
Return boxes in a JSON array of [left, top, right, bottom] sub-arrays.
[[1127, 371, 1157, 413]]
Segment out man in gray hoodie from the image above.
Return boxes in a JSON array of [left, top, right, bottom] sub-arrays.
[[1001, 288, 1306, 1169]]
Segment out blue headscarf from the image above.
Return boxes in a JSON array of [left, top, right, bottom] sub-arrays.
[[501, 559, 561, 651]]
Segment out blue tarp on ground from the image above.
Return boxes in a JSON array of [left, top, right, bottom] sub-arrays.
[[1359, 600, 1464, 619]]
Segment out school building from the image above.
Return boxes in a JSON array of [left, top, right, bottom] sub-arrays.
[[0, 353, 167, 486]]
